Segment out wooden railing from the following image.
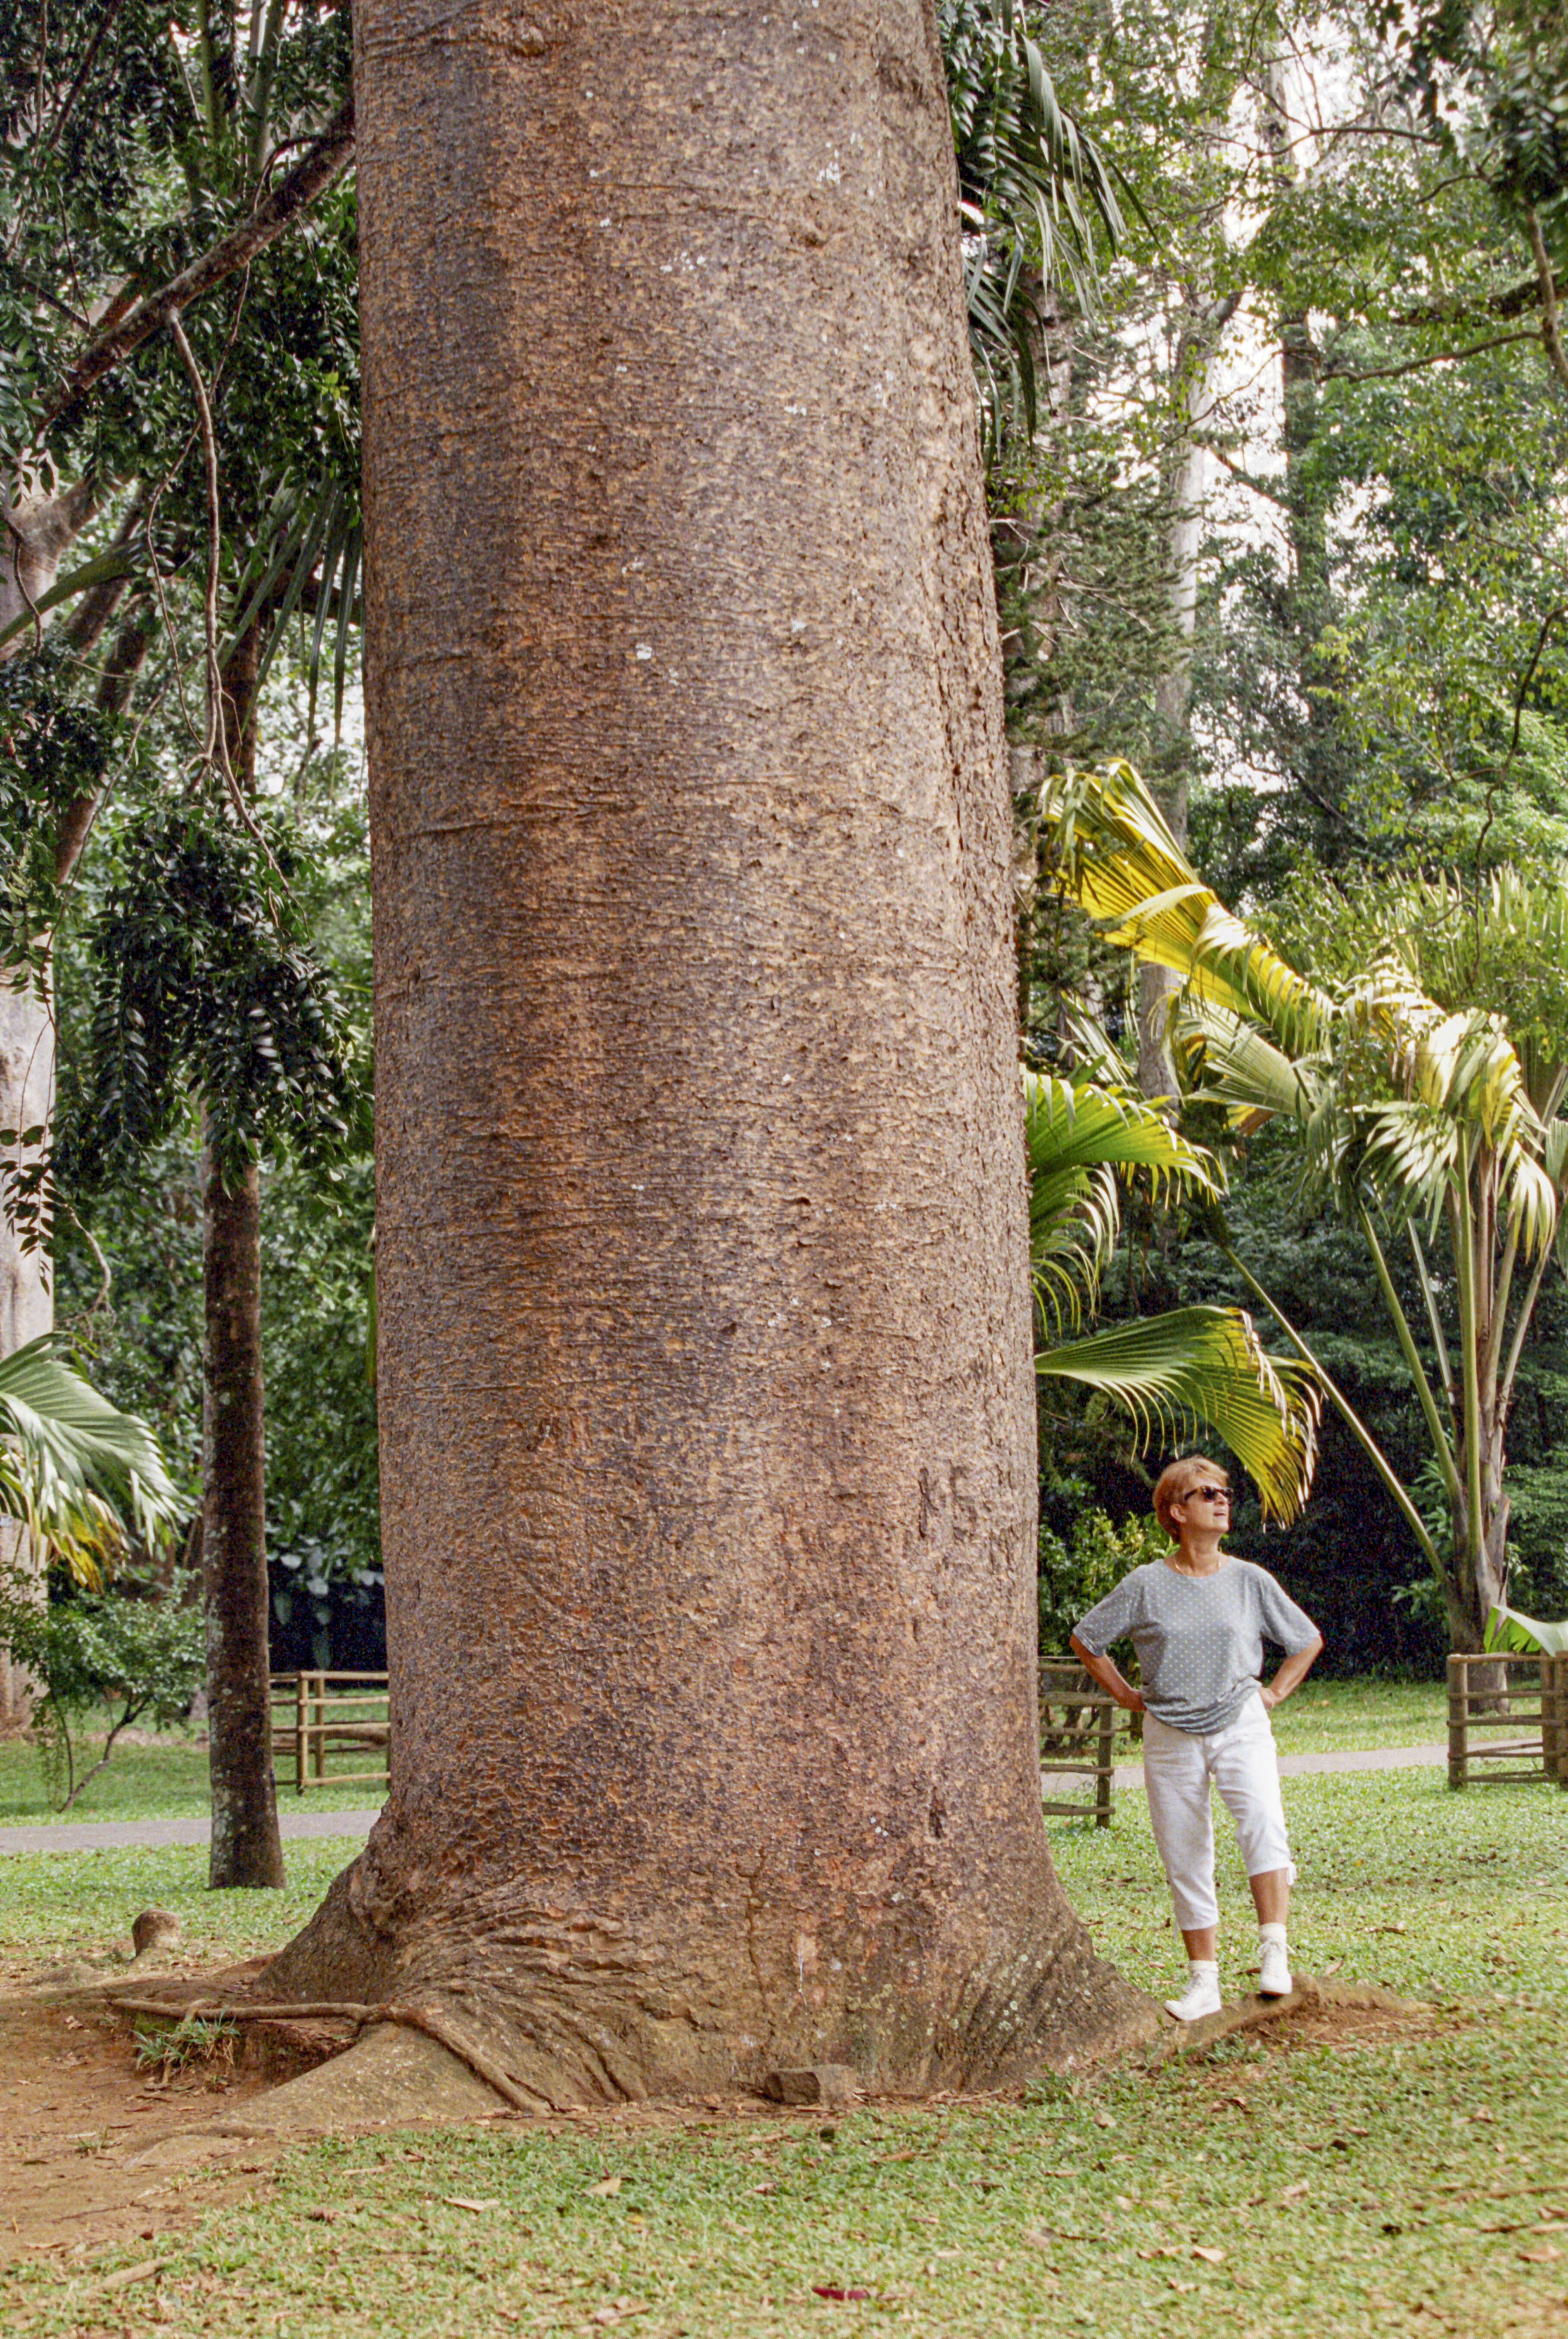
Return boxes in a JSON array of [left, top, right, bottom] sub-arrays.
[[1039, 1657, 1139, 1828], [1447, 1653, 1568, 1790], [270, 1671, 390, 1794]]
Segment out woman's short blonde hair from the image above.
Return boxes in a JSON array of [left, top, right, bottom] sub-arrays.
[[1152, 1455, 1229, 1540]]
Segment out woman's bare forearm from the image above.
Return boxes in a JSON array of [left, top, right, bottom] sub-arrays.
[[1260, 1633, 1324, 1711], [1069, 1634, 1145, 1712]]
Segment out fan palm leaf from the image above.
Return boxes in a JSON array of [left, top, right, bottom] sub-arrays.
[[0, 1337, 181, 1587], [1035, 1306, 1321, 1523]]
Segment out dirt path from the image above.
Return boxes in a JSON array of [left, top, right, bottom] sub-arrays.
[[0, 1966, 287, 2269]]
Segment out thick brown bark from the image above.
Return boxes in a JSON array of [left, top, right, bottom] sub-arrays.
[[202, 618, 284, 1888], [268, 0, 1151, 2096]]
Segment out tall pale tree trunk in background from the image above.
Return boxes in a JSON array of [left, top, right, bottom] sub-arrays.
[[204, 621, 285, 1887], [1262, 55, 1340, 845], [268, 0, 1151, 2097], [1136, 290, 1238, 1103], [0, 488, 99, 1721]]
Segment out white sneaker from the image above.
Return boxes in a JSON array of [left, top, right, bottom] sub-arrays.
[[1258, 1938, 1293, 1998], [1164, 1966, 1222, 2023]]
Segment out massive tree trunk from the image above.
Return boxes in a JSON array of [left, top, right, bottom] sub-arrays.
[[204, 622, 286, 1886], [268, 0, 1151, 2099]]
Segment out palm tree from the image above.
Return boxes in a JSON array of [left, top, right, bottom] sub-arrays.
[[1023, 1068, 1320, 1520], [1040, 757, 1568, 1655]]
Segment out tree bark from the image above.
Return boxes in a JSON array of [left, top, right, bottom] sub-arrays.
[[201, 1139, 284, 1885], [266, 0, 1151, 2100], [202, 618, 285, 1887]]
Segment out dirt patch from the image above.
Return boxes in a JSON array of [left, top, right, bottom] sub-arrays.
[[0, 1962, 300, 2268], [0, 1961, 1451, 2272]]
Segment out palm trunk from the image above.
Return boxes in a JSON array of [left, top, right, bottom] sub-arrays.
[[266, 0, 1151, 2098], [202, 618, 284, 1886]]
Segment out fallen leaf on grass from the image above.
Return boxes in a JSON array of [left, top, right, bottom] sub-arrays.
[[442, 2195, 499, 2214], [812, 2286, 871, 2301], [587, 2300, 649, 2326], [83, 2259, 167, 2299], [1279, 2183, 1310, 2204], [586, 2176, 623, 2198], [1192, 2246, 1227, 2265], [1519, 2246, 1563, 2263]]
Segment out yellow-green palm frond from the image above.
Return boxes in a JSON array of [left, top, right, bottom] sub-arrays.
[[1038, 761, 1332, 1056], [1035, 1304, 1321, 1522], [0, 1338, 182, 1588]]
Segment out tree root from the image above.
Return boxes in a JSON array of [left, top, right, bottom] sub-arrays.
[[104, 1994, 554, 2113]]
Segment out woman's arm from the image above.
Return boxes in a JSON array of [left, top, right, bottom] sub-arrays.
[[1069, 1633, 1145, 1713], [1259, 1631, 1324, 1712]]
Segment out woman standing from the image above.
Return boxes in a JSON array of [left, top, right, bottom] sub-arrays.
[[1069, 1455, 1324, 2022]]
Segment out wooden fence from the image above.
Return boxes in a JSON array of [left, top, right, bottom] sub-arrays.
[[270, 1671, 390, 1793], [1447, 1653, 1568, 1790], [1039, 1657, 1139, 1828]]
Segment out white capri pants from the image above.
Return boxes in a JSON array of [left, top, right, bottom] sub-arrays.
[[1141, 1689, 1296, 1932]]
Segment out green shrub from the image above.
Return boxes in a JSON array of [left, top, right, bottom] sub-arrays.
[[1037, 1506, 1166, 1656], [0, 1570, 204, 1812]]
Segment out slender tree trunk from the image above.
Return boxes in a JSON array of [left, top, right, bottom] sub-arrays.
[[267, 0, 1151, 2097], [201, 1136, 284, 1883], [0, 983, 53, 1723], [1137, 291, 1237, 1101], [203, 619, 284, 1886], [0, 488, 97, 1720]]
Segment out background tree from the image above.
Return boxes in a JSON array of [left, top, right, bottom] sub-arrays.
[[0, 0, 359, 1860]]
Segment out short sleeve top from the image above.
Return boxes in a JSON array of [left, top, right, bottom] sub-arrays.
[[1073, 1557, 1319, 1735]]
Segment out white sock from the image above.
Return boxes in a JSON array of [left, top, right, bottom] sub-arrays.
[[1259, 1922, 1288, 1951], [1188, 1958, 1219, 1982]]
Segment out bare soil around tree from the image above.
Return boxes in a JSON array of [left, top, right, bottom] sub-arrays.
[[0, 1949, 1444, 2267]]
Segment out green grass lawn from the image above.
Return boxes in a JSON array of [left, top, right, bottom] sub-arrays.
[[0, 1677, 1452, 1830], [1, 1763, 1565, 2336], [1268, 1675, 1447, 1754], [0, 1723, 385, 1827]]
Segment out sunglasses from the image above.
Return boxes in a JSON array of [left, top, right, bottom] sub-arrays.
[[1185, 1484, 1232, 1503]]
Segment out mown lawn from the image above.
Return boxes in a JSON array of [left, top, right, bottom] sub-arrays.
[[1, 1755, 1564, 2337], [0, 1722, 383, 1827], [0, 1676, 1451, 1829]]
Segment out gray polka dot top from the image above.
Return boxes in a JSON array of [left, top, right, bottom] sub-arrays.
[[1074, 1557, 1319, 1735]]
